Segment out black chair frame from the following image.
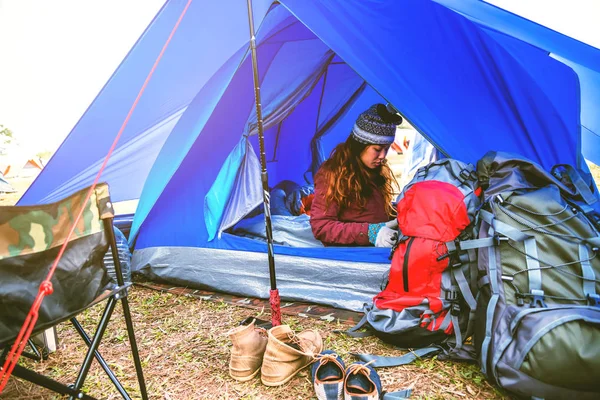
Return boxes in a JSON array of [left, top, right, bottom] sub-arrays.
[[1, 219, 148, 400]]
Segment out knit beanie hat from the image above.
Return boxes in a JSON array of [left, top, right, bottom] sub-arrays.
[[352, 104, 402, 145]]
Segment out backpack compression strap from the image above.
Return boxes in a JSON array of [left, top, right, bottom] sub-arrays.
[[337, 304, 375, 338], [352, 346, 441, 367]]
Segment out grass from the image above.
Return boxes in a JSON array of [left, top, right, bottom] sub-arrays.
[[2, 287, 509, 400]]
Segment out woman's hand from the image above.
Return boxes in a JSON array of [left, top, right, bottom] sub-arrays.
[[375, 219, 399, 247]]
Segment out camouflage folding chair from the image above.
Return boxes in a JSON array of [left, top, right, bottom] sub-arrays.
[[0, 184, 147, 400]]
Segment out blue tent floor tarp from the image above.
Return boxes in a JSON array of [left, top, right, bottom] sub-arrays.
[[132, 244, 388, 312]]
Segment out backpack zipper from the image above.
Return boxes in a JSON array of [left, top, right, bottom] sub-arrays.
[[403, 237, 415, 292]]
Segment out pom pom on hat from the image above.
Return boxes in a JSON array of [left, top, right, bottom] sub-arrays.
[[352, 103, 402, 145]]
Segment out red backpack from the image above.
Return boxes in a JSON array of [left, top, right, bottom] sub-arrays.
[[355, 159, 482, 350]]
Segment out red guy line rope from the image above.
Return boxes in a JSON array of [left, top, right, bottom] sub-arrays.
[[0, 0, 194, 392]]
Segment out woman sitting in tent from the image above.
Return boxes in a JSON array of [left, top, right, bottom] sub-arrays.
[[310, 104, 401, 247]]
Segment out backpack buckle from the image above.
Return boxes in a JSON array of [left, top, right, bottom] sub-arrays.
[[438, 240, 460, 262], [445, 289, 459, 302], [587, 293, 600, 307], [450, 302, 461, 316], [450, 252, 470, 268], [530, 289, 547, 308], [458, 230, 471, 241], [493, 234, 508, 246]]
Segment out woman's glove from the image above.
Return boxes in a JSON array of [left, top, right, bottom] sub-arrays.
[[368, 219, 399, 248]]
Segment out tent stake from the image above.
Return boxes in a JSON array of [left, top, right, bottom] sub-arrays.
[[246, 0, 281, 326]]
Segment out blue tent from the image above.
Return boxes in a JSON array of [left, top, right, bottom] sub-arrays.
[[18, 0, 600, 310]]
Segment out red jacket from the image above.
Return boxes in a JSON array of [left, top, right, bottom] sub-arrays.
[[310, 170, 390, 246]]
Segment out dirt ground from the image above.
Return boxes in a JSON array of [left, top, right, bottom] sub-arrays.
[[1, 287, 509, 400]]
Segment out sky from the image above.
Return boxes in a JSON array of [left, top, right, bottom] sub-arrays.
[[0, 0, 599, 155], [0, 0, 165, 153]]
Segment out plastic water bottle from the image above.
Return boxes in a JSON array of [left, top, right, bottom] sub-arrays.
[[103, 226, 132, 284]]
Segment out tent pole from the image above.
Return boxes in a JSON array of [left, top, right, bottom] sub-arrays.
[[246, 0, 281, 327]]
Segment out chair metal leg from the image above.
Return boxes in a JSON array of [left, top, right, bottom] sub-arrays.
[[5, 295, 138, 400], [69, 296, 117, 400], [119, 296, 149, 400], [71, 317, 131, 399], [10, 364, 97, 400], [19, 340, 43, 361], [104, 218, 148, 400]]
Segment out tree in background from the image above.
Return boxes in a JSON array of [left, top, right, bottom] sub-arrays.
[[36, 150, 53, 160], [0, 124, 53, 162], [0, 124, 15, 156], [0, 124, 14, 145]]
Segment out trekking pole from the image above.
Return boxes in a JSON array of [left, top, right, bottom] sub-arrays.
[[246, 0, 281, 326]]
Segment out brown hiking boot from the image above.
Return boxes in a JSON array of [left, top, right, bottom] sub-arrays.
[[261, 325, 323, 386], [227, 319, 268, 382]]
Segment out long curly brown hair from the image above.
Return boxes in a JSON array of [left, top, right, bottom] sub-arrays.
[[318, 135, 398, 217]]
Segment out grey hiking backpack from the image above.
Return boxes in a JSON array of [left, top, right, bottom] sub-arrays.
[[471, 152, 600, 399]]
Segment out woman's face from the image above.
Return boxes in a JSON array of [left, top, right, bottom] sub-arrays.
[[360, 144, 391, 169]]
